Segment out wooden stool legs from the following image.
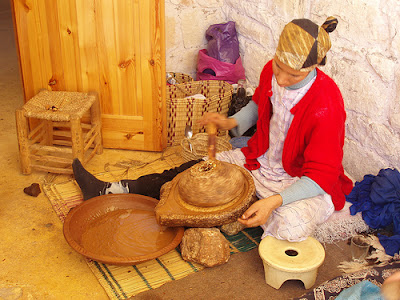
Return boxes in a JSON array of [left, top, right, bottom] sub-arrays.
[[89, 92, 103, 156], [15, 91, 103, 174], [15, 108, 31, 174], [70, 116, 84, 162]]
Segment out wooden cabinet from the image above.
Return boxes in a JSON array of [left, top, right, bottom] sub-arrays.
[[11, 0, 166, 151]]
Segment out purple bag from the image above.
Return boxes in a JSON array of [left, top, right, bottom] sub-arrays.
[[196, 49, 245, 84], [206, 21, 240, 64]]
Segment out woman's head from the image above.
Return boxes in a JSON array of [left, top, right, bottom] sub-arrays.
[[275, 17, 338, 73], [272, 55, 310, 87]]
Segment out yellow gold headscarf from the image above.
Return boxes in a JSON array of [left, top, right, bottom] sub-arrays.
[[275, 17, 338, 72]]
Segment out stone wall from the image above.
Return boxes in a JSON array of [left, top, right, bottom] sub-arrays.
[[165, 0, 400, 181], [165, 0, 227, 77]]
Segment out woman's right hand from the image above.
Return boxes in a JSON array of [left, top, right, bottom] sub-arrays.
[[238, 194, 283, 227], [199, 112, 237, 131]]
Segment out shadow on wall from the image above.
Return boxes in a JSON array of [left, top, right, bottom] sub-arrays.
[[0, 0, 11, 12]]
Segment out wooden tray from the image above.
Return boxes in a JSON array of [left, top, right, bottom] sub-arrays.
[[63, 194, 184, 265]]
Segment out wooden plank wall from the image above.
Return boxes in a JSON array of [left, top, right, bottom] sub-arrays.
[[11, 0, 166, 151]]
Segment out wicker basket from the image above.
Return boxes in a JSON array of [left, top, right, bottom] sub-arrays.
[[180, 133, 232, 162], [167, 72, 194, 84], [167, 80, 233, 146]]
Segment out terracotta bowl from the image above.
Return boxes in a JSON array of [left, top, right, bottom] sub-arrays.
[[63, 194, 184, 265]]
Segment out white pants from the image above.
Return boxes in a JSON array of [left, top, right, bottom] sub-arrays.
[[217, 148, 335, 242]]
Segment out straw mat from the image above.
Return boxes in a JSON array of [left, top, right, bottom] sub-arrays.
[[43, 149, 262, 299]]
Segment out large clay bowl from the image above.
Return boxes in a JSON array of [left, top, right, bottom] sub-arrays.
[[63, 194, 184, 265]]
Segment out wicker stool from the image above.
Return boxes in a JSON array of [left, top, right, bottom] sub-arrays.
[[258, 236, 325, 289], [16, 90, 103, 174]]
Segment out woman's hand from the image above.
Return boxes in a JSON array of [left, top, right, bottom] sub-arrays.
[[199, 112, 237, 131], [238, 194, 283, 227]]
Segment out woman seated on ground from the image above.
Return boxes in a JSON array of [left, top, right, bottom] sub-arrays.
[[73, 16, 353, 242]]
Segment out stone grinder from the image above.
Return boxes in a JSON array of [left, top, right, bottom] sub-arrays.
[[155, 123, 257, 227]]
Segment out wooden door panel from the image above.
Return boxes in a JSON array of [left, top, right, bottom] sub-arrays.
[[102, 115, 144, 150], [11, 0, 166, 151]]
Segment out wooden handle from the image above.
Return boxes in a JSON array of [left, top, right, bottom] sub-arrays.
[[207, 123, 217, 160]]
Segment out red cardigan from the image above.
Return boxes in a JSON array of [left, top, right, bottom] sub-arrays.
[[241, 60, 353, 210]]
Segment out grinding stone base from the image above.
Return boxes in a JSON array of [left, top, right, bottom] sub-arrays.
[[155, 163, 257, 227]]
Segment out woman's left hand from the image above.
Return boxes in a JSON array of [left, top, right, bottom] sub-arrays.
[[237, 194, 283, 227]]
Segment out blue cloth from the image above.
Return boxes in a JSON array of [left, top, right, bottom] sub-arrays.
[[335, 280, 383, 300], [377, 233, 400, 256], [346, 168, 400, 255]]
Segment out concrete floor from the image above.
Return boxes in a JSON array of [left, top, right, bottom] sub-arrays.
[[0, 7, 166, 299]]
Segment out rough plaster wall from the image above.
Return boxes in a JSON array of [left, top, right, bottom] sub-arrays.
[[312, 0, 400, 182], [222, 0, 312, 86], [165, 0, 400, 181], [165, 0, 227, 78]]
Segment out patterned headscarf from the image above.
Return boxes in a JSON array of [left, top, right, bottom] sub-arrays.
[[275, 17, 338, 72]]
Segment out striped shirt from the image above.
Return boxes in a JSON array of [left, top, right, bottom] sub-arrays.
[[257, 75, 316, 180]]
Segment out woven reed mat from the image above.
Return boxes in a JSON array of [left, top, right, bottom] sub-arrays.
[[42, 147, 263, 299]]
